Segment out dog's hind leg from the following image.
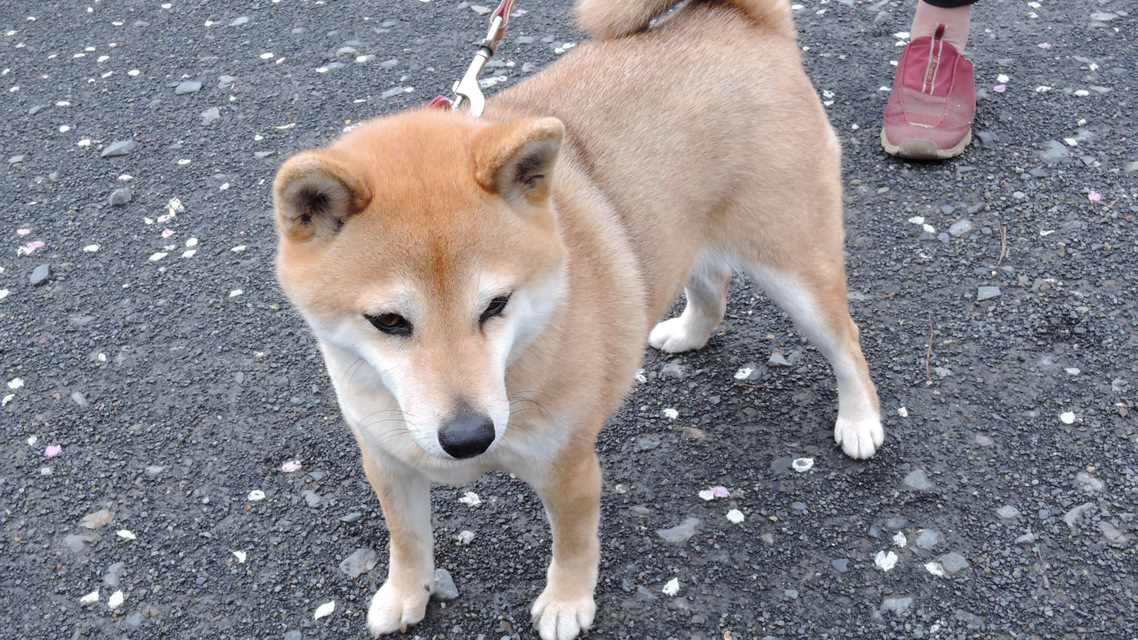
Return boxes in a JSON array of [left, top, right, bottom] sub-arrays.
[[358, 445, 434, 636], [743, 258, 883, 459], [521, 449, 601, 640], [648, 254, 732, 353]]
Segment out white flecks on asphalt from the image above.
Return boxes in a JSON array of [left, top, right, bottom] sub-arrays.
[[231, 245, 246, 252], [313, 601, 334, 620], [662, 577, 680, 596], [116, 529, 136, 540], [925, 561, 945, 577], [233, 550, 247, 563], [734, 367, 753, 380], [791, 457, 814, 473], [0, 290, 8, 301], [897, 406, 909, 417], [698, 489, 714, 501], [83, 244, 99, 252], [663, 408, 678, 420], [229, 289, 242, 298], [1060, 411, 1076, 424], [148, 252, 167, 262], [893, 531, 907, 548], [726, 509, 745, 524], [182, 250, 196, 258], [45, 444, 61, 457], [108, 590, 124, 610], [280, 460, 301, 472], [459, 491, 481, 507], [3, 394, 14, 406], [875, 550, 898, 571], [80, 590, 100, 605], [247, 490, 265, 501], [456, 530, 475, 544]]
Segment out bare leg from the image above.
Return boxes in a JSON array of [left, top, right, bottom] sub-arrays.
[[359, 445, 434, 636], [648, 256, 732, 353]]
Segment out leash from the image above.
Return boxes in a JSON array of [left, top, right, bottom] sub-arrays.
[[429, 0, 516, 116]]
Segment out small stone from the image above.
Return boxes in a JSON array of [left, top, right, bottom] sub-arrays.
[[338, 548, 378, 578], [125, 612, 144, 628], [831, 559, 848, 573], [8, 154, 25, 164], [974, 434, 994, 447], [1042, 140, 1069, 161], [948, 219, 973, 237], [175, 80, 202, 94], [71, 392, 88, 407], [218, 75, 237, 87], [30, 264, 52, 287], [109, 187, 132, 206], [432, 568, 459, 600], [997, 505, 1020, 520], [660, 362, 686, 379], [471, 4, 491, 15], [976, 286, 1001, 301], [915, 529, 941, 550], [1064, 503, 1095, 528], [657, 517, 701, 544], [254, 151, 275, 159], [1059, 411, 1076, 424], [64, 532, 101, 553], [283, 632, 302, 640], [1125, 161, 1138, 173], [339, 511, 362, 523], [144, 465, 165, 477], [767, 352, 791, 367], [1098, 521, 1133, 548], [1015, 532, 1037, 545], [975, 130, 995, 145], [1075, 471, 1104, 492], [938, 552, 969, 573], [635, 437, 660, 451], [230, 16, 249, 26], [516, 35, 534, 44], [1089, 12, 1118, 21], [201, 107, 220, 123], [101, 140, 138, 157], [881, 597, 913, 616], [903, 469, 933, 491], [104, 561, 126, 588], [302, 490, 321, 507], [79, 508, 113, 529]]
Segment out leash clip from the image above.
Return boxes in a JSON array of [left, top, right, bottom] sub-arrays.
[[451, 2, 513, 117]]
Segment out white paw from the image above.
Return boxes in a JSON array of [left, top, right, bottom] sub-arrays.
[[648, 317, 708, 353], [531, 589, 596, 640], [366, 580, 429, 637], [834, 415, 884, 459]]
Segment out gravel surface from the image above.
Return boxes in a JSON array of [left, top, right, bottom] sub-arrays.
[[2, 1, 1135, 639]]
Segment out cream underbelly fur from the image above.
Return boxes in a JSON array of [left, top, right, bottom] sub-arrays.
[[271, 1, 883, 638]]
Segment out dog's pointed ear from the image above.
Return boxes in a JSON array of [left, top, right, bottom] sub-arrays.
[[273, 150, 371, 242], [473, 117, 564, 210]]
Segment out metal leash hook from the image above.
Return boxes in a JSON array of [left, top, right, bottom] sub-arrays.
[[451, 0, 514, 117]]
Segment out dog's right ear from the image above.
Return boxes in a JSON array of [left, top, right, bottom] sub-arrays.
[[273, 151, 370, 242]]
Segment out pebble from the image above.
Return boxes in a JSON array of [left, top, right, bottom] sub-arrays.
[[339, 511, 362, 523], [79, 508, 114, 529], [230, 16, 249, 26], [1063, 502, 1095, 528], [660, 361, 686, 379], [1041, 140, 1069, 160], [101, 140, 138, 157], [635, 437, 660, 451], [996, 505, 1020, 520], [109, 187, 132, 206], [831, 559, 848, 573], [144, 465, 165, 477], [974, 434, 994, 447], [874, 550, 898, 571], [1098, 521, 1132, 548], [881, 597, 913, 616], [338, 548, 377, 578], [125, 612, 144, 628], [471, 4, 491, 15], [8, 154, 25, 164], [1075, 471, 1104, 492], [1015, 532, 1037, 545], [29, 264, 52, 287], [915, 529, 941, 550], [201, 107, 221, 123], [657, 517, 701, 543], [903, 469, 933, 491], [283, 632, 302, 640], [175, 80, 202, 94], [938, 552, 969, 573], [948, 219, 973, 237], [432, 568, 459, 600], [104, 561, 125, 588], [767, 352, 791, 367], [1089, 12, 1118, 21], [976, 286, 1001, 301], [71, 392, 88, 407], [302, 490, 321, 507], [64, 532, 101, 553]]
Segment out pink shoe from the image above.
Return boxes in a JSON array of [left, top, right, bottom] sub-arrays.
[[881, 24, 975, 160]]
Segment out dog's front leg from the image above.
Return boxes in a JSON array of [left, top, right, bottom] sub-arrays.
[[528, 450, 601, 640], [358, 446, 434, 637]]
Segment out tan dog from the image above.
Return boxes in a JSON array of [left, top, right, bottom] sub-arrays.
[[272, 0, 882, 638]]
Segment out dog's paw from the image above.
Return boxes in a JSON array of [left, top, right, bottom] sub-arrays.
[[834, 415, 884, 459], [648, 318, 709, 353], [366, 580, 429, 637], [530, 589, 595, 640]]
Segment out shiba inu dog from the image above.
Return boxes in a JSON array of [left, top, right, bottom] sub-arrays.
[[271, 0, 882, 638]]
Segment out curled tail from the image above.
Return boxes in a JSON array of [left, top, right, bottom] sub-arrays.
[[576, 0, 796, 40]]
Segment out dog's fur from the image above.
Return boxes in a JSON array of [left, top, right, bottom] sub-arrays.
[[272, 0, 882, 638]]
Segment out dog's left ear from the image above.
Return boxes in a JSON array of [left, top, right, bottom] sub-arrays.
[[473, 117, 564, 210]]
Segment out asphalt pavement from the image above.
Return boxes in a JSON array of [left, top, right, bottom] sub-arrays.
[[1, 0, 1136, 639]]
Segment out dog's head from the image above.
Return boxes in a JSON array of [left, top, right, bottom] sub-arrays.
[[273, 111, 568, 462]]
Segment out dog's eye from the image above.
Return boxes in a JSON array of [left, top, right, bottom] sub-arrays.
[[479, 294, 511, 324], [365, 313, 413, 336]]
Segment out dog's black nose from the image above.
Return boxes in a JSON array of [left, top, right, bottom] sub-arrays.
[[438, 413, 496, 459]]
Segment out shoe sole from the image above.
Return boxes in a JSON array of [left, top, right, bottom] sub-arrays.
[[880, 128, 972, 160]]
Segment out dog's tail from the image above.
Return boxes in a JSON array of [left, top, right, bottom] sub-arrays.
[[575, 0, 796, 40]]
